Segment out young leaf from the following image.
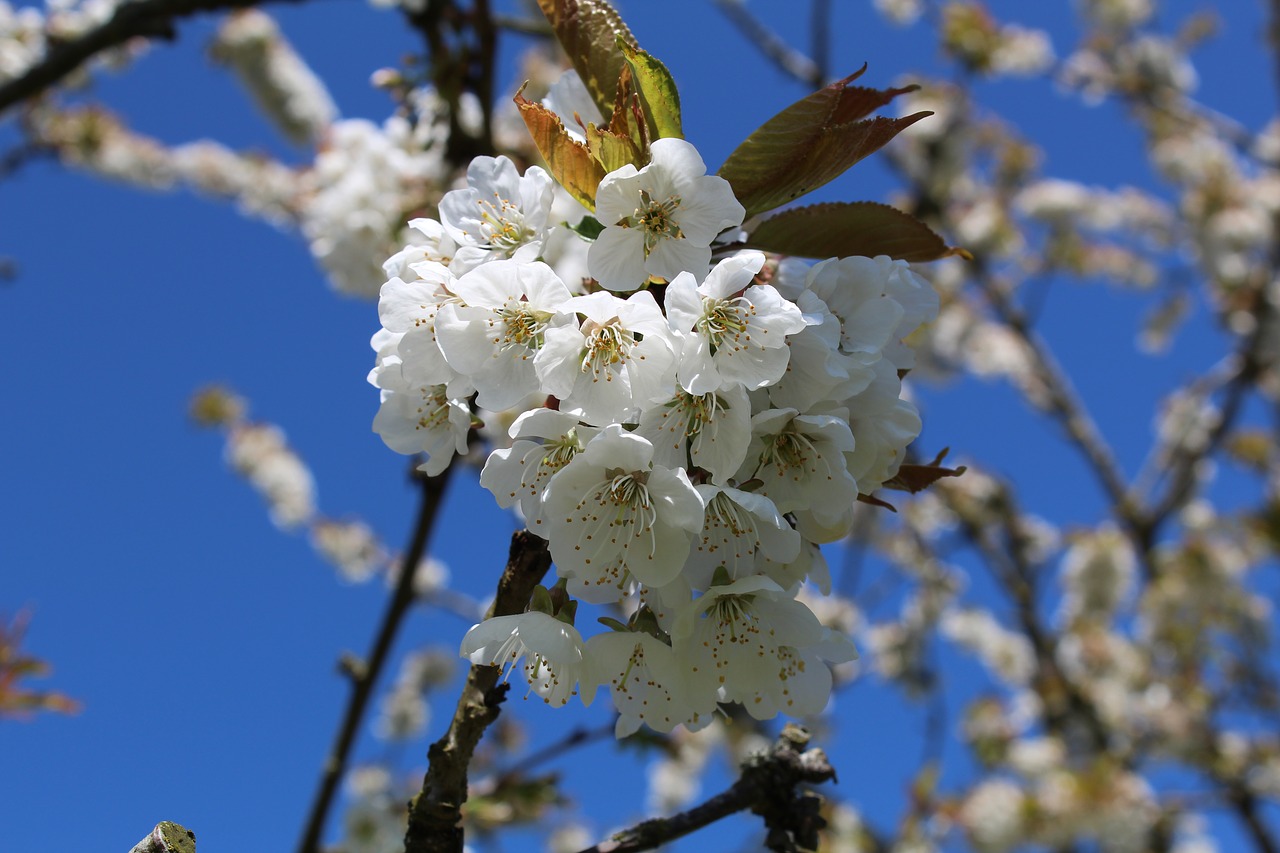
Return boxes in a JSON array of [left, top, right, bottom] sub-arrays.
[[620, 39, 683, 140], [745, 201, 964, 262], [535, 0, 639, 120], [515, 89, 606, 211], [568, 214, 606, 240], [587, 122, 642, 173], [585, 68, 649, 173], [719, 68, 929, 217]]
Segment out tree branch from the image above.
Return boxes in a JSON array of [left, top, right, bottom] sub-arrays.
[[576, 725, 836, 853], [485, 718, 616, 791], [709, 0, 823, 88], [296, 467, 453, 853], [0, 0, 315, 115], [0, 141, 54, 180], [403, 529, 553, 853], [969, 261, 1135, 522]]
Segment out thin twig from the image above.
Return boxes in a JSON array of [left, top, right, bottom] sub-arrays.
[[0, 141, 54, 179], [485, 719, 617, 791], [810, 0, 831, 85], [575, 725, 837, 853], [709, 0, 822, 88], [0, 0, 314, 115], [296, 468, 454, 853], [403, 529, 553, 853], [970, 262, 1134, 518]]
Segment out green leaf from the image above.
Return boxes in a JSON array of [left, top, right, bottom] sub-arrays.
[[568, 214, 606, 240], [745, 201, 964, 262], [515, 88, 606, 211], [535, 0, 639, 120], [620, 39, 682, 140], [587, 118, 644, 173], [719, 68, 929, 217]]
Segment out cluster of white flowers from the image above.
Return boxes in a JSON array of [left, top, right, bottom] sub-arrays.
[[368, 89, 939, 734], [1, 1, 46, 83], [210, 10, 338, 147], [300, 106, 454, 297], [1, 0, 130, 85], [225, 421, 318, 530]]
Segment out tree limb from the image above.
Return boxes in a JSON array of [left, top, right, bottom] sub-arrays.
[[296, 467, 454, 853], [0, 0, 315, 115], [403, 529, 553, 853], [576, 724, 836, 853], [709, 0, 823, 88]]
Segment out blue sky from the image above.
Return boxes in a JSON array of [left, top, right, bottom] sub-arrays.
[[1, 0, 1276, 850]]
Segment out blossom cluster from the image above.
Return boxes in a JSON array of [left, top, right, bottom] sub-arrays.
[[367, 76, 937, 736]]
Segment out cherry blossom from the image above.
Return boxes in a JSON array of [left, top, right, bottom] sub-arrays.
[[438, 155, 555, 273], [588, 138, 744, 292]]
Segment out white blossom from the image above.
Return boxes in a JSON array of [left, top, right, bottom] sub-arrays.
[[589, 138, 744, 292], [635, 383, 752, 485], [542, 425, 704, 601], [460, 610, 590, 707], [434, 259, 573, 410], [535, 289, 678, 425], [665, 251, 808, 394], [438, 155, 555, 273], [480, 407, 592, 534]]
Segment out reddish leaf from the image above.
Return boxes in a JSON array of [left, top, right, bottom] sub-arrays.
[[858, 493, 898, 512], [745, 201, 965, 262], [535, 0, 638, 120], [884, 448, 967, 494], [515, 89, 606, 211], [719, 68, 929, 217], [0, 611, 81, 719]]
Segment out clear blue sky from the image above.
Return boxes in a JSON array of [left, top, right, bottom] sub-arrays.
[[1, 0, 1274, 850]]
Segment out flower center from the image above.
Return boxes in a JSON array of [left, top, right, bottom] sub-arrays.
[[580, 320, 636, 378], [709, 594, 759, 642], [760, 425, 817, 473], [542, 431, 581, 470], [706, 492, 755, 538], [599, 468, 658, 531], [415, 385, 455, 431], [498, 303, 552, 351], [619, 189, 684, 258], [696, 298, 749, 354], [476, 192, 528, 251]]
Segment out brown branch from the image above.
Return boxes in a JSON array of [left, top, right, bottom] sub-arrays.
[[0, 0, 315, 115], [402, 0, 497, 164], [1140, 331, 1265, 538], [941, 477, 1114, 753], [970, 261, 1135, 521], [296, 467, 454, 853], [403, 529, 553, 853], [1230, 783, 1279, 853], [0, 141, 54, 179], [809, 0, 831, 85], [485, 718, 617, 791], [575, 725, 836, 853], [709, 0, 823, 88]]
